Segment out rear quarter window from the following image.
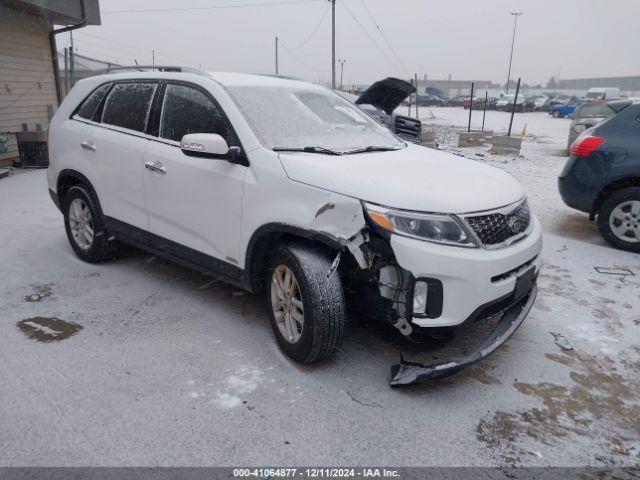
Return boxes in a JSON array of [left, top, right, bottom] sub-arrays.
[[101, 82, 157, 132], [75, 83, 111, 120]]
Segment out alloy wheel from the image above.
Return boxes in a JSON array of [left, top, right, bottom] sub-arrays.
[[69, 198, 94, 250], [270, 264, 304, 344], [609, 200, 640, 243]]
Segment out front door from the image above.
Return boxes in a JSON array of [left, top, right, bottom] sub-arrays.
[[142, 82, 246, 272]]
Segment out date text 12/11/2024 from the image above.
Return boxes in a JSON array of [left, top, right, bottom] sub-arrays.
[[232, 468, 400, 478]]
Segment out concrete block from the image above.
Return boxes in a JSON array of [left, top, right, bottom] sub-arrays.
[[420, 129, 437, 149], [490, 135, 522, 155], [457, 131, 485, 147]]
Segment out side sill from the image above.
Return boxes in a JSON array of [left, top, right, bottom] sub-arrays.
[[103, 216, 251, 291]]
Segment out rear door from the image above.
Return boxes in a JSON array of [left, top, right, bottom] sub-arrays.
[[142, 82, 246, 272], [86, 81, 158, 239]]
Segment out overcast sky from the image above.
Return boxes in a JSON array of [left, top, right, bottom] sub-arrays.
[[71, 0, 640, 86]]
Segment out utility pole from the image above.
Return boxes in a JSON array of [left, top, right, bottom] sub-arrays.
[[69, 30, 75, 87], [152, 50, 155, 70], [505, 12, 523, 94], [414, 73, 419, 118], [338, 59, 346, 89], [330, 0, 336, 89], [275, 36, 279, 75]]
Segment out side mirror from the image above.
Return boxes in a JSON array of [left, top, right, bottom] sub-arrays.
[[180, 133, 241, 161]]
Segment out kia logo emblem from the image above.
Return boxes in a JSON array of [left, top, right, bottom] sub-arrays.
[[507, 216, 526, 233]]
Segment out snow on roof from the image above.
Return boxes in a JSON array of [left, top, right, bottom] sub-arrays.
[[208, 72, 323, 90]]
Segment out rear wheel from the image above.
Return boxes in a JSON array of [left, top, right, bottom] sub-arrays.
[[266, 242, 345, 363], [63, 185, 113, 262], [598, 188, 640, 253]]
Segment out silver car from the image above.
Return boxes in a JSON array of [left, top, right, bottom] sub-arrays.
[[567, 102, 616, 153]]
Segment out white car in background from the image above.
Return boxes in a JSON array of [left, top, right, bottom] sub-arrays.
[[47, 67, 542, 385]]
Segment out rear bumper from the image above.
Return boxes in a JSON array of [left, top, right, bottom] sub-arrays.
[[557, 155, 599, 214], [49, 188, 61, 212], [390, 284, 537, 386]]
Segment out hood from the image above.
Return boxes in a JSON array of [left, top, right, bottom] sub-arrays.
[[278, 144, 524, 214], [356, 77, 415, 115]]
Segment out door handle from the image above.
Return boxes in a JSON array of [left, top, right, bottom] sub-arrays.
[[144, 161, 167, 174], [80, 141, 96, 151]]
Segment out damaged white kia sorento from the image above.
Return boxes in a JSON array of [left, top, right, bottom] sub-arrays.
[[47, 68, 542, 385]]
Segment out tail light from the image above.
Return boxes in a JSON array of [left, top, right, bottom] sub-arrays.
[[571, 135, 605, 157]]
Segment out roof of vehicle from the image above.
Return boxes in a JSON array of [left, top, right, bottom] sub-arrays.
[[209, 72, 324, 90], [85, 67, 326, 91]]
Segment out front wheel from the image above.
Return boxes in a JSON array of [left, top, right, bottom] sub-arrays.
[[552, 110, 561, 118], [598, 188, 640, 253], [266, 243, 345, 363]]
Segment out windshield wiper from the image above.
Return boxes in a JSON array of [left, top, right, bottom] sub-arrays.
[[273, 146, 341, 155], [343, 145, 403, 155]]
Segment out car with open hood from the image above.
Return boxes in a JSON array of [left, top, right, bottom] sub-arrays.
[[47, 68, 542, 385], [337, 77, 422, 144]]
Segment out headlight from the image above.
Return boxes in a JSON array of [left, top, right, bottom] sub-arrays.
[[364, 202, 478, 247]]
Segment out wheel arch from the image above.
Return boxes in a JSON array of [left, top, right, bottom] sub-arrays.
[[244, 223, 345, 293], [56, 170, 103, 214], [592, 177, 640, 218]]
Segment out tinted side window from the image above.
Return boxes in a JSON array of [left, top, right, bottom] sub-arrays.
[[101, 82, 157, 132], [76, 83, 111, 120], [159, 84, 231, 143]]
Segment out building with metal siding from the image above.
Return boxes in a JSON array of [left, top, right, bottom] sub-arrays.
[[559, 76, 640, 92], [0, 0, 100, 166]]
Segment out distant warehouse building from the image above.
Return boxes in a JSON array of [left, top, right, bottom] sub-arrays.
[[417, 77, 500, 98], [0, 0, 101, 166], [559, 76, 640, 93]]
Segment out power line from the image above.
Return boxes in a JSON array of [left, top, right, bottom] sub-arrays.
[[279, 40, 325, 74], [355, 0, 409, 76], [103, 0, 323, 14], [289, 5, 331, 50], [338, 0, 403, 75]]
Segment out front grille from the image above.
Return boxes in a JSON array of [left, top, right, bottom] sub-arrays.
[[465, 201, 531, 247], [394, 115, 421, 142]]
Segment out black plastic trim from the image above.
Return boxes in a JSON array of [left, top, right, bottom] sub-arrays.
[[103, 216, 247, 289], [408, 277, 444, 319], [244, 223, 346, 283], [56, 170, 101, 213], [49, 188, 61, 211]]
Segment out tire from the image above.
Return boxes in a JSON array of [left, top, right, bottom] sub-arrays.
[[63, 185, 113, 262], [597, 188, 640, 253], [266, 242, 346, 363], [552, 110, 561, 118]]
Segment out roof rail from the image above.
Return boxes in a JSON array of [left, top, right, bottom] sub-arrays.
[[96, 65, 209, 76]]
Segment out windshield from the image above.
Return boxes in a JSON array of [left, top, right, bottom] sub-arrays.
[[227, 85, 404, 152]]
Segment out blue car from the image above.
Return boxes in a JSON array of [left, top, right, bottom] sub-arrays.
[[549, 101, 582, 118], [558, 100, 640, 252]]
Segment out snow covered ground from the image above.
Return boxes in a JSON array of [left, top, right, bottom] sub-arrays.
[[0, 109, 639, 467]]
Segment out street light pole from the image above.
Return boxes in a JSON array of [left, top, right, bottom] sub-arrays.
[[275, 36, 279, 75], [338, 59, 346, 89], [505, 12, 523, 94], [330, 0, 336, 89]]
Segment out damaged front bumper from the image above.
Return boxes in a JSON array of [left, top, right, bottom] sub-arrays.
[[389, 284, 537, 386]]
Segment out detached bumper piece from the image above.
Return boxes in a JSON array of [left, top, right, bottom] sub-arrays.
[[390, 285, 537, 386]]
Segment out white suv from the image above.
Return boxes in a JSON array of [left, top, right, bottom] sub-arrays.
[[47, 68, 542, 385]]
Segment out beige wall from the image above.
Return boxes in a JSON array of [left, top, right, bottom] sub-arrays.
[[0, 4, 57, 165]]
